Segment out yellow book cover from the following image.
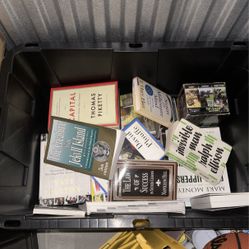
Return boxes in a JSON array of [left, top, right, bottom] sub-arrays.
[[132, 77, 175, 128], [48, 81, 119, 129]]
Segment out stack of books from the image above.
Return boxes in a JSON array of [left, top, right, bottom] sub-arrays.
[[35, 77, 248, 216]]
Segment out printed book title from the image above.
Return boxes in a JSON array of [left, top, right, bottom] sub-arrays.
[[50, 122, 87, 168], [68, 92, 103, 120], [174, 121, 230, 175]]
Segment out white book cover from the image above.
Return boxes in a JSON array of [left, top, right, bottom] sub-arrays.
[[39, 134, 108, 205], [132, 77, 175, 128], [166, 119, 232, 185], [33, 205, 85, 216], [86, 200, 185, 215], [122, 118, 165, 160], [48, 81, 119, 128], [176, 127, 231, 206], [190, 192, 249, 210]]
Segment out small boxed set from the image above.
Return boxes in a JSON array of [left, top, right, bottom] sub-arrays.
[[177, 82, 230, 126], [110, 160, 178, 201]]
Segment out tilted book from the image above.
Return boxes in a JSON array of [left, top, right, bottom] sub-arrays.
[[176, 127, 230, 206], [45, 117, 125, 180], [48, 81, 120, 129], [120, 93, 160, 135], [166, 119, 232, 185], [39, 134, 108, 206], [121, 118, 165, 160], [132, 77, 177, 128]]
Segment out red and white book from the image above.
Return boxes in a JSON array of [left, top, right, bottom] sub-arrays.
[[48, 81, 120, 129]]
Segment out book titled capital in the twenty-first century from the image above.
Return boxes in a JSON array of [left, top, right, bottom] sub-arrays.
[[48, 81, 120, 129], [45, 117, 125, 180]]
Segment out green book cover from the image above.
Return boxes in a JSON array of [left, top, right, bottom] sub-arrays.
[[166, 119, 232, 186], [45, 117, 124, 180]]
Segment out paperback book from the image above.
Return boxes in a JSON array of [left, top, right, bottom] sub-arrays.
[[44, 117, 125, 180], [86, 200, 185, 215], [39, 134, 108, 206], [176, 127, 231, 206], [121, 118, 165, 160], [166, 119, 232, 185], [190, 192, 249, 211], [132, 77, 177, 128], [120, 93, 160, 136], [111, 160, 178, 201], [33, 205, 85, 216], [48, 81, 120, 129]]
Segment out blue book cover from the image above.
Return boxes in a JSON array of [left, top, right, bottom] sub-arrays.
[[45, 117, 124, 180], [120, 118, 165, 160]]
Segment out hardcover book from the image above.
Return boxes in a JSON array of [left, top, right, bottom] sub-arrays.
[[121, 118, 165, 160], [132, 77, 177, 128], [44, 117, 125, 180], [166, 119, 232, 185], [111, 160, 178, 201], [48, 81, 120, 129], [176, 127, 231, 206], [39, 134, 108, 206]]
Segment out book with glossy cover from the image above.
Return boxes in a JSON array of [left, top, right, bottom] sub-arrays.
[[44, 117, 125, 180], [120, 93, 160, 135], [121, 118, 165, 160], [48, 81, 120, 129], [111, 160, 178, 201], [166, 119, 232, 185], [176, 127, 231, 206], [132, 77, 176, 128]]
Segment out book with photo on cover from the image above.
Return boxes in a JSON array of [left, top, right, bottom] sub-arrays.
[[132, 77, 177, 128], [48, 81, 120, 129], [39, 134, 108, 206], [44, 117, 125, 180], [166, 119, 232, 186]]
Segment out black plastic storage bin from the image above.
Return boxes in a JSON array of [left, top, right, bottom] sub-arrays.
[[0, 42, 248, 231]]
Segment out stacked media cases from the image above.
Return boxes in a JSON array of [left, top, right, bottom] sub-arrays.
[[36, 76, 246, 216]]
